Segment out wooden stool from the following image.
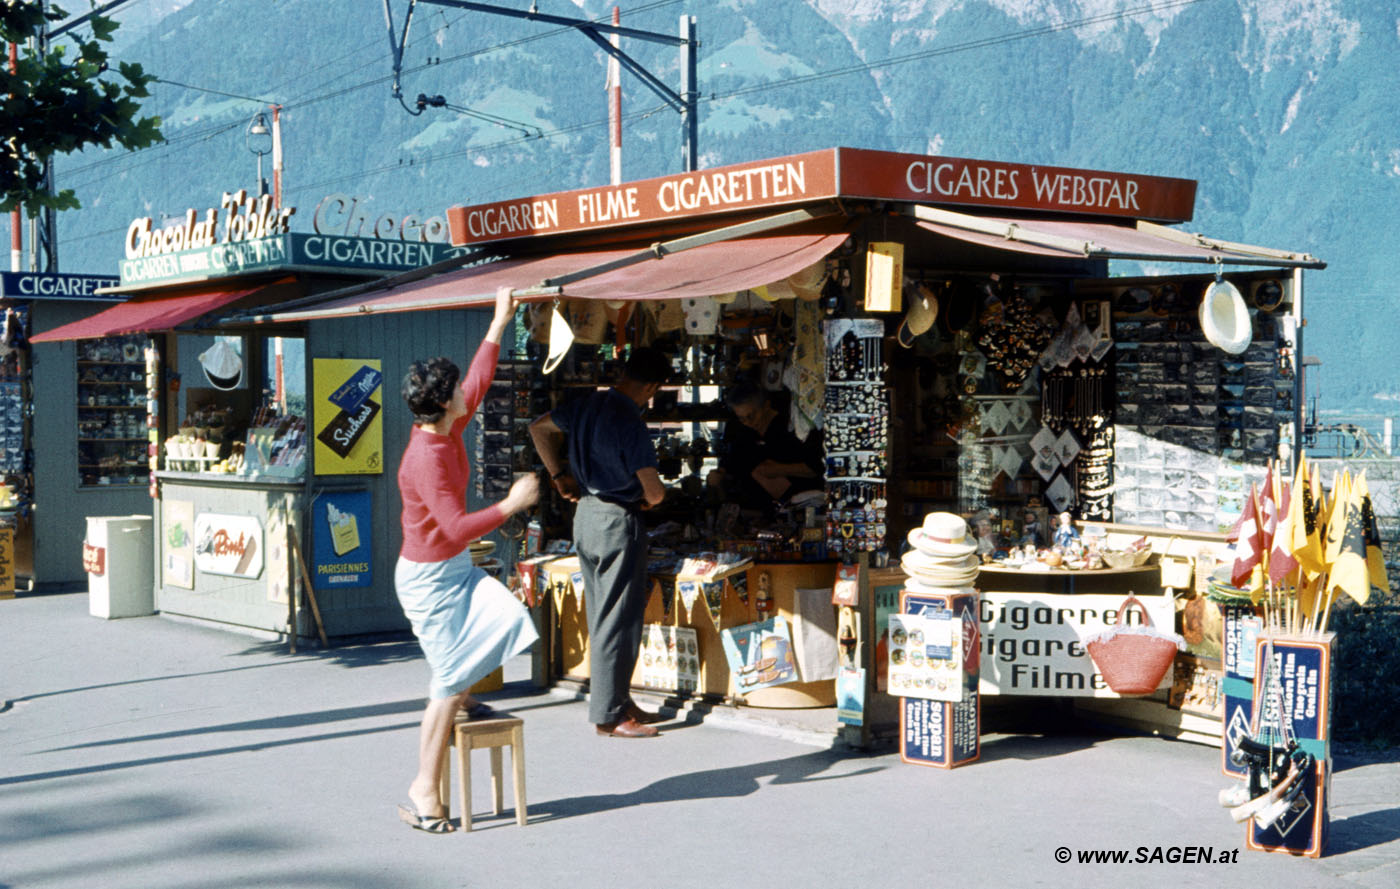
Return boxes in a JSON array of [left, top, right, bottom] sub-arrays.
[[439, 715, 527, 832]]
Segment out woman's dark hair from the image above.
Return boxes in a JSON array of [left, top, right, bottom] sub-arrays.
[[402, 357, 460, 424]]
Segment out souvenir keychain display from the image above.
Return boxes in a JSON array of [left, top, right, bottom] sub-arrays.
[[824, 318, 887, 559], [1036, 300, 1114, 516]]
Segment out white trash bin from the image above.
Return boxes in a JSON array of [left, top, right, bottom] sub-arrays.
[[86, 515, 155, 619]]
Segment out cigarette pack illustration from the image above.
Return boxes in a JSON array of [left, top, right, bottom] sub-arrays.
[[327, 502, 361, 556]]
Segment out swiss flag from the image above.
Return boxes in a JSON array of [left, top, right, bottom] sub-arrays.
[[1269, 477, 1300, 584], [1231, 483, 1265, 588]]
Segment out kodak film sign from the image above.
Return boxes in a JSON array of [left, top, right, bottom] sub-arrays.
[[446, 147, 1197, 246]]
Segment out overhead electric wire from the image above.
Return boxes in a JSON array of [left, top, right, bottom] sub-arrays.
[[58, 0, 1204, 245]]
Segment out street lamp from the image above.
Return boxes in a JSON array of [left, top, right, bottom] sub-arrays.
[[245, 112, 273, 197]]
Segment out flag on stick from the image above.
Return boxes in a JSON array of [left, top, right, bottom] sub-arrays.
[[1357, 471, 1391, 596], [1232, 483, 1264, 589], [1290, 455, 1325, 576], [1269, 471, 1299, 584], [1327, 471, 1371, 606]]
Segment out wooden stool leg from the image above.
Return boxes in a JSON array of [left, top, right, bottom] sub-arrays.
[[439, 738, 452, 822], [511, 725, 528, 827], [490, 747, 504, 815], [457, 731, 473, 833]]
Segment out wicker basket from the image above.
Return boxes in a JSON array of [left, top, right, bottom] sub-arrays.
[[1084, 594, 1185, 695], [1102, 548, 1152, 569], [1158, 536, 1195, 588]]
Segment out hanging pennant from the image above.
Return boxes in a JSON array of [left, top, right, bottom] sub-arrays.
[[1046, 474, 1076, 513], [703, 581, 726, 631], [677, 579, 702, 619]]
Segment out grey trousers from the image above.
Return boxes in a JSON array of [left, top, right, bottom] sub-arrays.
[[573, 496, 649, 725]]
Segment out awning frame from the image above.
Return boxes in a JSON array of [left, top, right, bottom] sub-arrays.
[[241, 204, 842, 324], [903, 204, 1325, 269]]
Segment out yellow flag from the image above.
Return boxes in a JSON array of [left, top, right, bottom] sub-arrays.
[[1296, 571, 1323, 622], [1289, 455, 1325, 575], [1321, 470, 1348, 569], [1327, 470, 1371, 606], [1355, 471, 1392, 596]]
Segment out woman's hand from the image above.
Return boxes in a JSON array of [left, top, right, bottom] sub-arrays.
[[502, 472, 540, 514], [486, 285, 516, 343]]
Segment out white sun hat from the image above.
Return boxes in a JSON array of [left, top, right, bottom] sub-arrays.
[[1199, 278, 1252, 355], [541, 303, 575, 375], [198, 340, 243, 390], [906, 511, 978, 557]]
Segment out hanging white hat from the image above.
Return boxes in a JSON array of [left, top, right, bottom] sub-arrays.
[[1199, 278, 1252, 355], [199, 340, 242, 390], [541, 303, 575, 375]]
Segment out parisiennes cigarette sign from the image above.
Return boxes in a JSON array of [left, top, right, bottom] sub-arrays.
[[446, 147, 1198, 246]]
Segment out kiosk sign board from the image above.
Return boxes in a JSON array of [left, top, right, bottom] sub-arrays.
[[978, 592, 1175, 697], [0, 273, 120, 301], [446, 147, 1198, 246]]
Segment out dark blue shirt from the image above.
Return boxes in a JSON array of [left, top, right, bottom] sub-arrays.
[[551, 388, 658, 503]]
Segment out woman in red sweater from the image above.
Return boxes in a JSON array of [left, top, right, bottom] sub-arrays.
[[395, 286, 539, 834]]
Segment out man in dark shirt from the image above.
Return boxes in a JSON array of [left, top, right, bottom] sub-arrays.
[[529, 347, 669, 738], [712, 382, 823, 508]]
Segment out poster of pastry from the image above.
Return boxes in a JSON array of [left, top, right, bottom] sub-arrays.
[[720, 617, 798, 693]]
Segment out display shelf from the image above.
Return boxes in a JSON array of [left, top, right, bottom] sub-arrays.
[[75, 335, 149, 489]]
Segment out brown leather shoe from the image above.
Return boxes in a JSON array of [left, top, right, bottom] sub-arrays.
[[626, 701, 666, 725], [595, 716, 659, 738]]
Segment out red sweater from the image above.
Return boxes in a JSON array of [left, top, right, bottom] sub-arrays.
[[397, 341, 505, 562]]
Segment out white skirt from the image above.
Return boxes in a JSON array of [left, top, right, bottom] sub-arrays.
[[394, 548, 539, 699]]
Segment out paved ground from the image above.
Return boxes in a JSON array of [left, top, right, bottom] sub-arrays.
[[3, 591, 1397, 889]]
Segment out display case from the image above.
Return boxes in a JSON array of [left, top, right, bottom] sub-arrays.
[[76, 334, 149, 487]]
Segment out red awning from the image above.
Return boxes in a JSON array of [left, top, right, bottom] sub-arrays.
[[30, 281, 284, 342], [913, 210, 1323, 268], [255, 222, 850, 323]]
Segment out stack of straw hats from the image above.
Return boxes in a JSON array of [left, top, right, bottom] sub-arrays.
[[902, 512, 980, 590]]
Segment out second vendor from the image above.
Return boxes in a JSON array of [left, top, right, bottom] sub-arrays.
[[710, 381, 824, 508]]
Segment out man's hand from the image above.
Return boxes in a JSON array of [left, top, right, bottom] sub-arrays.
[[552, 472, 581, 502]]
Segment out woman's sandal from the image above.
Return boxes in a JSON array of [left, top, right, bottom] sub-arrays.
[[464, 701, 497, 720], [398, 802, 454, 834]]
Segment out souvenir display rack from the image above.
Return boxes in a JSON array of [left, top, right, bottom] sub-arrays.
[[1, 306, 32, 519], [76, 334, 149, 487], [1108, 277, 1295, 533]]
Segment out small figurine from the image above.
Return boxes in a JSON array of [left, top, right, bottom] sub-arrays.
[[1019, 509, 1044, 548], [1052, 512, 1080, 551]]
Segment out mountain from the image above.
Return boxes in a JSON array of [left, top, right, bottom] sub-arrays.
[[18, 0, 1400, 415]]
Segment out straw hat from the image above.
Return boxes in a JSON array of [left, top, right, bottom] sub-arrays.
[[199, 340, 242, 390], [906, 511, 978, 557], [901, 549, 979, 584], [897, 282, 939, 348], [786, 260, 828, 302], [1199, 279, 1252, 355]]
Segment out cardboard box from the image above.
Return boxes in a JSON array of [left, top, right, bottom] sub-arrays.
[[1245, 633, 1332, 858], [898, 589, 979, 769]]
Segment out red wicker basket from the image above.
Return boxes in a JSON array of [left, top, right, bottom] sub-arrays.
[[1084, 594, 1185, 695]]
